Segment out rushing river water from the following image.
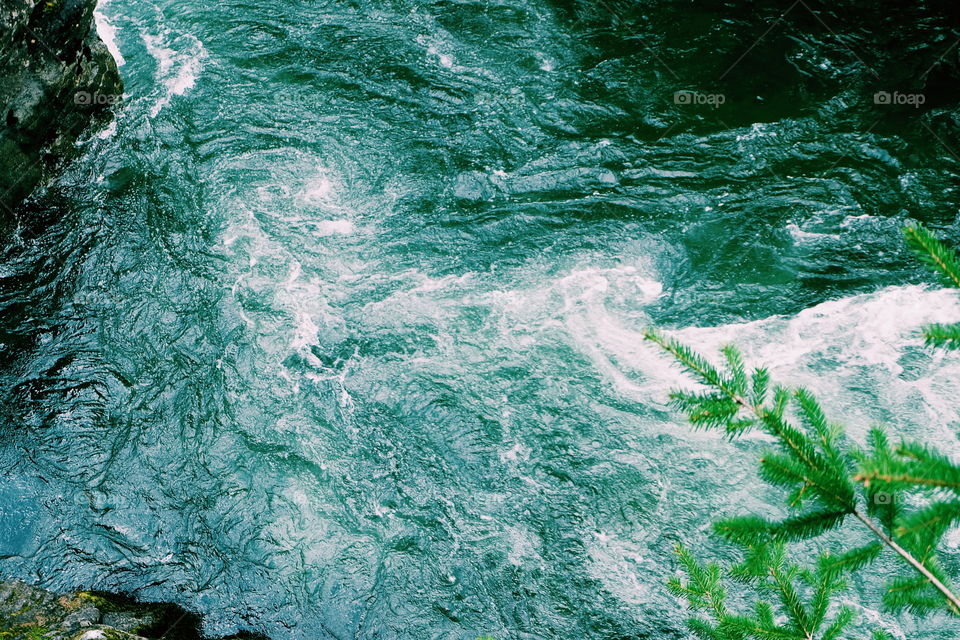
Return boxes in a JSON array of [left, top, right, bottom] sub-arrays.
[[2, 1, 960, 638]]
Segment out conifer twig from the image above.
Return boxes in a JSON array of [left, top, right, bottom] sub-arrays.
[[653, 222, 960, 636], [904, 224, 960, 290], [644, 329, 960, 617], [904, 223, 960, 349], [851, 509, 960, 614]]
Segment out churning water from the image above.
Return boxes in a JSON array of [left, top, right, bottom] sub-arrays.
[[2, 1, 960, 638]]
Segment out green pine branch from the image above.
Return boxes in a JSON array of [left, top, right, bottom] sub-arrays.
[[904, 223, 960, 290], [647, 330, 960, 616], [652, 222, 960, 635], [919, 323, 960, 350], [670, 542, 861, 640], [904, 223, 960, 347]]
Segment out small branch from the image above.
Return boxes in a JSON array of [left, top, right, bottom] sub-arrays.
[[767, 564, 812, 639], [904, 225, 960, 290], [855, 470, 960, 492], [853, 509, 960, 614], [648, 331, 960, 616]]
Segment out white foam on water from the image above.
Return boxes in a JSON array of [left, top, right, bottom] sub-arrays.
[[358, 271, 476, 330], [142, 30, 208, 118], [283, 261, 303, 292], [554, 265, 664, 397], [257, 184, 291, 201], [844, 601, 905, 640], [945, 527, 960, 550], [560, 281, 960, 633], [426, 43, 454, 69], [673, 286, 957, 374], [584, 285, 960, 447], [142, 33, 174, 75], [304, 180, 334, 203], [842, 214, 874, 227], [499, 441, 531, 464], [169, 53, 203, 96], [585, 533, 654, 608], [94, 5, 125, 67], [278, 262, 330, 351], [315, 220, 355, 236], [215, 154, 372, 366], [290, 312, 320, 350], [415, 34, 471, 74], [294, 168, 359, 236], [786, 222, 837, 242], [96, 120, 118, 140], [299, 170, 337, 204], [503, 524, 544, 568]]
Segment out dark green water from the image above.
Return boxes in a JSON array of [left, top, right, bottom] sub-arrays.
[[2, 1, 960, 638]]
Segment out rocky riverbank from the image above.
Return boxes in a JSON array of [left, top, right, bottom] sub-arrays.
[[0, 0, 122, 215], [0, 3, 259, 638], [0, 580, 265, 640]]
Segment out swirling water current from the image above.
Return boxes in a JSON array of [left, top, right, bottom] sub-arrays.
[[2, 1, 960, 638]]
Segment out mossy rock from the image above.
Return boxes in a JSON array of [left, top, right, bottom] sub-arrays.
[[0, 581, 268, 640]]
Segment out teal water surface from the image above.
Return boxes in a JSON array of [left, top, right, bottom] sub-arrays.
[[2, 1, 960, 638]]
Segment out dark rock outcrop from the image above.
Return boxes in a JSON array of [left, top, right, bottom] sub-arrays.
[[0, 8, 249, 640], [0, 580, 267, 640], [0, 0, 122, 215]]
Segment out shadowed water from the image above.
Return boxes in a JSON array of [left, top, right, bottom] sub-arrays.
[[1, 1, 960, 638]]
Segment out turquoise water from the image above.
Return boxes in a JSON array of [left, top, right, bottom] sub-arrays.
[[2, 1, 960, 638]]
